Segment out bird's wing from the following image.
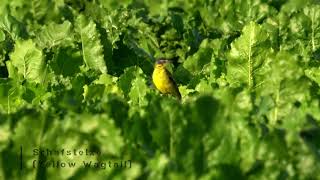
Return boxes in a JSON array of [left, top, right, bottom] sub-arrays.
[[165, 69, 181, 99]]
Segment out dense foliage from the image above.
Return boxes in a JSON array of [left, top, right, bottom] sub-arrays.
[[1, 0, 320, 179]]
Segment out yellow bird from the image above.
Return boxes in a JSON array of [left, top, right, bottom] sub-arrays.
[[152, 59, 181, 100]]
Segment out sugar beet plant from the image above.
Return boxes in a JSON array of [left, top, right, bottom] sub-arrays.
[[1, 0, 320, 179]]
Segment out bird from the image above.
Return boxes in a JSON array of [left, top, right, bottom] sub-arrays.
[[152, 59, 181, 100]]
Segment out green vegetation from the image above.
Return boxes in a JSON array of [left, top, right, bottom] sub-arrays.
[[1, 0, 320, 179]]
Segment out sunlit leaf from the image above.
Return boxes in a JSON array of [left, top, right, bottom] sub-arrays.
[[76, 15, 107, 74], [10, 39, 45, 83]]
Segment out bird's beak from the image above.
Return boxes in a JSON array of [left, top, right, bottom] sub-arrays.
[[162, 60, 169, 64], [156, 59, 170, 65]]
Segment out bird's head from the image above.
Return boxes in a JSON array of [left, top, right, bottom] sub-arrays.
[[155, 59, 169, 68]]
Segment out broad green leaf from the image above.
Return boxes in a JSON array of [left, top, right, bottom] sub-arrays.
[[0, 0, 9, 15], [281, 0, 312, 14], [0, 79, 26, 114], [41, 114, 97, 179], [102, 8, 127, 48], [228, 21, 269, 89], [0, 119, 10, 151], [129, 72, 149, 106], [146, 153, 170, 180], [93, 114, 124, 156], [39, 113, 125, 179], [36, 21, 73, 48], [118, 66, 144, 98], [305, 67, 320, 85], [6, 111, 46, 180], [0, 13, 27, 40], [6, 61, 20, 79], [76, 15, 107, 74], [0, 29, 4, 42], [10, 39, 45, 83], [11, 111, 45, 150], [195, 79, 213, 94], [100, 0, 131, 10], [83, 84, 105, 101], [183, 39, 214, 74], [50, 47, 82, 77], [94, 73, 122, 95], [303, 5, 320, 52], [31, 0, 51, 20], [198, 0, 277, 34], [256, 51, 310, 125]]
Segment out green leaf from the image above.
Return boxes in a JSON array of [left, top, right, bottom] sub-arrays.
[[195, 79, 213, 94], [0, 79, 25, 114], [83, 84, 105, 101], [146, 153, 170, 180], [183, 39, 214, 74], [76, 15, 107, 74], [6, 61, 20, 80], [41, 114, 97, 179], [0, 29, 5, 42], [35, 21, 73, 49], [10, 39, 45, 83], [31, 0, 52, 20], [305, 67, 320, 86], [0, 13, 28, 40], [0, 1, 9, 15], [94, 114, 124, 156], [94, 73, 121, 95], [100, 0, 131, 10], [0, 118, 10, 152], [256, 51, 310, 125], [12, 111, 45, 152], [118, 66, 144, 98], [0, 112, 44, 180], [50, 47, 82, 77], [118, 66, 149, 105], [228, 21, 269, 89], [281, 0, 312, 14], [303, 5, 320, 52], [129, 71, 149, 106]]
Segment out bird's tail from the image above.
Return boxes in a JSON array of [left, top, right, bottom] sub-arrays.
[[175, 89, 182, 100]]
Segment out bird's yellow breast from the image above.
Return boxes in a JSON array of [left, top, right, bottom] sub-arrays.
[[152, 66, 174, 94]]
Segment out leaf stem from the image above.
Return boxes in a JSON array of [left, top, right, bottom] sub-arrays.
[[273, 86, 280, 124], [7, 87, 16, 114], [23, 57, 26, 79], [248, 24, 253, 89], [80, 30, 87, 67], [7, 94, 10, 115], [311, 8, 315, 52]]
